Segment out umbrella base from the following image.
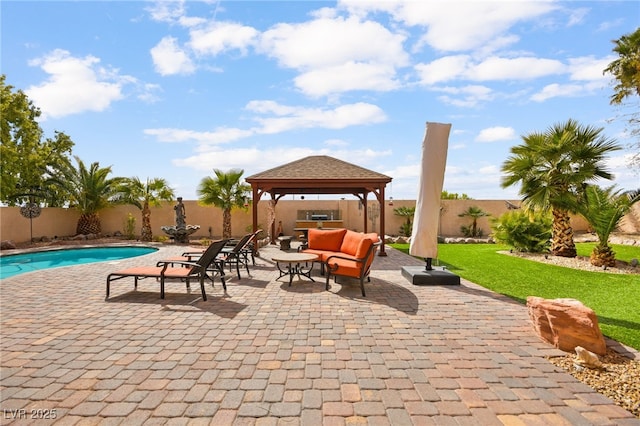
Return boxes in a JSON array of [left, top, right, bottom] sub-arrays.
[[401, 266, 460, 286]]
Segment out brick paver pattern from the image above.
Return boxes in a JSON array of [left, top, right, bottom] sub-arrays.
[[1, 242, 638, 425]]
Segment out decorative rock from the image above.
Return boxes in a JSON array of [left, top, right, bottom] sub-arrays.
[[630, 258, 638, 267], [526, 296, 607, 355], [574, 346, 603, 369], [0, 240, 16, 250]]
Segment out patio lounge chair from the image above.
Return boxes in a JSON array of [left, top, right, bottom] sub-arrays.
[[239, 229, 263, 266], [106, 239, 229, 301], [217, 232, 254, 279]]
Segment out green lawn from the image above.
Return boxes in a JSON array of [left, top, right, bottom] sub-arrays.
[[391, 243, 640, 350]]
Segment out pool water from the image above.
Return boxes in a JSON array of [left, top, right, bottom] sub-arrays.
[[0, 246, 158, 279]]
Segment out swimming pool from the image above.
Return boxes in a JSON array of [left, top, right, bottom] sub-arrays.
[[0, 246, 158, 279]]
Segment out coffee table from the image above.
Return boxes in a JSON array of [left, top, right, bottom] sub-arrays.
[[271, 252, 319, 287]]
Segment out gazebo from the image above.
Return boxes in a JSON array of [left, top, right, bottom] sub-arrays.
[[245, 156, 393, 256]]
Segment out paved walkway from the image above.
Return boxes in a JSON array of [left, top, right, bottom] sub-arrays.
[[1, 242, 638, 425]]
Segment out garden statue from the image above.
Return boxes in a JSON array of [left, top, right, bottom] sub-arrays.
[[174, 197, 186, 228], [161, 197, 199, 243]]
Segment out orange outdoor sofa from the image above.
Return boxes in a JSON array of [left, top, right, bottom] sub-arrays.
[[299, 228, 381, 296]]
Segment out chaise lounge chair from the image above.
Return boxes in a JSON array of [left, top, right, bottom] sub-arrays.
[[216, 232, 254, 279], [106, 239, 229, 301]]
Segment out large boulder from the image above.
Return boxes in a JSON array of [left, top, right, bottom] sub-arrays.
[[526, 296, 606, 355]]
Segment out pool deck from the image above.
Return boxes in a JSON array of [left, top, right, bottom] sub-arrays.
[[1, 242, 638, 425]]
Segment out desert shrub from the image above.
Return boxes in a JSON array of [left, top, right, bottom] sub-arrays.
[[399, 222, 412, 237], [123, 213, 136, 240], [394, 206, 415, 237], [490, 210, 552, 253], [458, 206, 489, 237]]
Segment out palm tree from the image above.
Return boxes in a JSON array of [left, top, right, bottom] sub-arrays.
[[603, 27, 640, 171], [115, 177, 175, 241], [458, 206, 489, 237], [48, 156, 124, 235], [576, 185, 640, 267], [501, 119, 621, 257], [603, 27, 640, 105], [197, 169, 251, 239]]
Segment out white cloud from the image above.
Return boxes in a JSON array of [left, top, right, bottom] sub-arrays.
[[150, 36, 195, 76], [441, 162, 518, 199], [294, 62, 400, 97], [257, 15, 407, 96], [26, 49, 127, 120], [568, 56, 613, 81], [476, 126, 516, 142], [137, 83, 162, 103], [145, 101, 387, 145], [325, 138, 349, 147], [471, 56, 566, 81], [146, 0, 186, 24], [340, 0, 557, 53], [188, 21, 258, 56], [173, 146, 392, 175], [530, 80, 604, 102], [432, 85, 494, 108], [250, 102, 387, 134], [566, 7, 589, 27], [259, 15, 407, 69], [414, 55, 470, 85], [174, 147, 311, 172], [416, 55, 565, 86], [144, 127, 254, 145]]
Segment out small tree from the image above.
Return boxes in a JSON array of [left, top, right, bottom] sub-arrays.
[[575, 185, 640, 267], [115, 177, 175, 241], [458, 206, 489, 237], [198, 169, 251, 239], [393, 206, 415, 236], [1, 75, 74, 206], [490, 210, 552, 253], [47, 156, 124, 235], [603, 28, 640, 171], [441, 190, 471, 200]]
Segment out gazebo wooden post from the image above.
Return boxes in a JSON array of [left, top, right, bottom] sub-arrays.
[[362, 194, 368, 233], [269, 196, 278, 245], [251, 186, 261, 253], [377, 185, 387, 256]]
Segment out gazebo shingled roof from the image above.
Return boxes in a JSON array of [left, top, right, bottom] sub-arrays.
[[245, 155, 392, 255]]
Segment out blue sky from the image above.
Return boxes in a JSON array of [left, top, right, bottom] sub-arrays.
[[3, 0, 639, 201]]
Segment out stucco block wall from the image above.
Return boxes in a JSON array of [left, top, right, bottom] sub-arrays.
[[2, 200, 638, 245]]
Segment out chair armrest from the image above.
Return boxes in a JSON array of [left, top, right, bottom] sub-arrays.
[[325, 253, 367, 264], [156, 260, 199, 268], [325, 238, 381, 271]]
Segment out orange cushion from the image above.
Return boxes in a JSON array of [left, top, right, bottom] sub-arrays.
[[339, 230, 361, 256], [355, 238, 374, 259], [326, 258, 362, 278], [300, 248, 334, 262], [307, 228, 347, 252]]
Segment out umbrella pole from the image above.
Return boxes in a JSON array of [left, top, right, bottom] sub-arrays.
[[424, 258, 433, 271]]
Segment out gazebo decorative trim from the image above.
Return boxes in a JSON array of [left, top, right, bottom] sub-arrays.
[[245, 155, 392, 255]]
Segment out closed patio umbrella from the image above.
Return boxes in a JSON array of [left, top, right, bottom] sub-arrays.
[[409, 122, 451, 271]]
